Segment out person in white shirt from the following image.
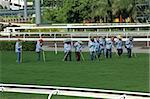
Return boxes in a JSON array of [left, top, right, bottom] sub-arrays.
[[99, 36, 106, 58], [35, 39, 43, 61], [106, 38, 113, 58], [125, 37, 133, 58], [15, 39, 22, 64], [115, 37, 123, 56], [88, 37, 96, 61], [95, 37, 101, 60], [64, 40, 72, 61], [74, 41, 83, 61]]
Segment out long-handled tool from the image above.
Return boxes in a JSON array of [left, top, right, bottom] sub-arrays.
[[21, 50, 23, 63], [62, 52, 69, 61], [43, 51, 46, 62], [132, 48, 137, 58], [20, 46, 23, 63], [80, 52, 85, 61], [112, 45, 118, 56]]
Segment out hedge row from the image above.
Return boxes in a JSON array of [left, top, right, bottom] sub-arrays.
[[0, 41, 36, 51]]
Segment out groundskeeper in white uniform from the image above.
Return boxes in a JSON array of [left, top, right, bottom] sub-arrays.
[[95, 38, 101, 60], [74, 41, 83, 61], [35, 40, 43, 61], [15, 39, 22, 64], [115, 38, 123, 56], [125, 37, 133, 58], [64, 40, 72, 61], [106, 38, 113, 58], [88, 38, 96, 61]]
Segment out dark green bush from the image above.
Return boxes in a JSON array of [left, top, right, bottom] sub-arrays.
[[0, 41, 36, 51]]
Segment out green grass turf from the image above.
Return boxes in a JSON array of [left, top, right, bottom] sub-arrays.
[[0, 51, 149, 93], [0, 92, 92, 99]]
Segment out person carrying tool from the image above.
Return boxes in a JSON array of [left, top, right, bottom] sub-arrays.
[[74, 40, 84, 61], [15, 39, 22, 64], [125, 37, 133, 58], [63, 39, 72, 61], [88, 37, 96, 61], [115, 35, 123, 56], [35, 39, 44, 61], [106, 38, 113, 58]]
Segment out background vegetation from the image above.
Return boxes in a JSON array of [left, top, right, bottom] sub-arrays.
[[0, 41, 36, 51], [0, 0, 149, 23], [41, 0, 148, 23]]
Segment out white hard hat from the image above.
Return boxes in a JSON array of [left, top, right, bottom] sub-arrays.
[[78, 40, 83, 44], [64, 39, 71, 43]]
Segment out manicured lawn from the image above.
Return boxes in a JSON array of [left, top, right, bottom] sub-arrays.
[[0, 51, 149, 93], [0, 92, 91, 99]]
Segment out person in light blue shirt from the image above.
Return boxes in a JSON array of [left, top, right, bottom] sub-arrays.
[[88, 37, 96, 61], [99, 37, 106, 58], [106, 38, 113, 58], [125, 37, 133, 58], [115, 37, 123, 56], [35, 39, 43, 61], [15, 39, 22, 64], [95, 37, 101, 60], [74, 41, 83, 61], [64, 40, 72, 61]]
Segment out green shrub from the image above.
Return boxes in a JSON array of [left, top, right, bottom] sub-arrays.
[[0, 41, 36, 51]]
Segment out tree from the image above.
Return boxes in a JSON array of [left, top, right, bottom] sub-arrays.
[[0, 5, 3, 9], [111, 0, 141, 22], [42, 0, 146, 23]]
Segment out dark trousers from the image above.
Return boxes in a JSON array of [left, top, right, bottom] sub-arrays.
[[127, 48, 132, 58], [64, 51, 71, 61], [75, 52, 81, 61], [90, 51, 96, 61], [106, 49, 112, 58], [100, 49, 105, 58], [37, 52, 41, 61], [96, 51, 100, 60], [17, 52, 21, 64], [117, 49, 123, 56]]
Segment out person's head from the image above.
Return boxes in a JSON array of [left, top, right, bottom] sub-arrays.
[[102, 36, 106, 40], [67, 41, 71, 44], [17, 39, 22, 42], [96, 36, 100, 41], [111, 36, 115, 41], [90, 37, 94, 42], [99, 37, 103, 41], [78, 40, 83, 44], [65, 39, 71, 44], [129, 37, 133, 41], [39, 39, 44, 43], [119, 38, 122, 40], [117, 35, 122, 40]]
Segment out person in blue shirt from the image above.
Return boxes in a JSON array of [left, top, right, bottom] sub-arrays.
[[35, 39, 43, 61], [106, 38, 113, 58], [95, 37, 101, 60], [125, 37, 133, 58], [64, 39, 72, 61], [15, 39, 22, 64], [74, 41, 83, 61], [115, 37, 123, 56], [88, 37, 96, 61], [99, 36, 106, 58]]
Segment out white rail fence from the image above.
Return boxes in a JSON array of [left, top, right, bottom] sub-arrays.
[[0, 84, 150, 99], [0, 31, 149, 40]]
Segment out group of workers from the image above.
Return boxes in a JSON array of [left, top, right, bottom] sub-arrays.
[[63, 36, 133, 62], [15, 36, 134, 64]]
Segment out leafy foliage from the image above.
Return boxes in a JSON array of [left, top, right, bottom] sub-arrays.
[[38, 0, 145, 23], [0, 41, 36, 51]]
